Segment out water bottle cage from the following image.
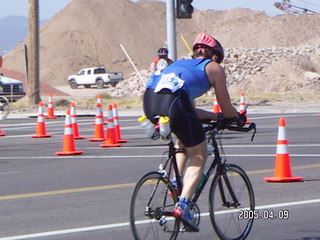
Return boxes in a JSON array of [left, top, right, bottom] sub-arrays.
[[150, 128, 161, 140], [160, 132, 172, 141]]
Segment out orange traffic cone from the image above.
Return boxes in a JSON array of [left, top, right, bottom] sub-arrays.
[[88, 103, 105, 142], [0, 126, 6, 136], [100, 105, 121, 147], [264, 118, 304, 182], [0, 112, 6, 136], [32, 102, 52, 138], [70, 102, 85, 140], [112, 103, 128, 143], [212, 97, 221, 113], [239, 92, 250, 124], [97, 94, 107, 124], [55, 109, 84, 155], [46, 93, 57, 119], [97, 94, 103, 105]]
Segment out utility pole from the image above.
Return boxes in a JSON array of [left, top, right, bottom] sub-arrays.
[[28, 0, 41, 104], [166, 0, 177, 61]]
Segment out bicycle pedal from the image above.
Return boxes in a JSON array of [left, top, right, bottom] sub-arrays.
[[180, 225, 195, 233], [181, 225, 197, 232]]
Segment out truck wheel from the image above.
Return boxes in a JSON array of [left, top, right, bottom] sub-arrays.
[[111, 82, 117, 87], [96, 80, 105, 89], [69, 80, 78, 89], [84, 85, 91, 88]]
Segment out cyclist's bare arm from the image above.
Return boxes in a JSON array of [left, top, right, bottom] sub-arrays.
[[150, 61, 156, 73], [205, 61, 238, 119], [195, 108, 219, 120]]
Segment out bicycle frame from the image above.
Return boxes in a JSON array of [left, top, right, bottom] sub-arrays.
[[131, 121, 256, 240], [160, 128, 224, 204], [160, 121, 256, 205]]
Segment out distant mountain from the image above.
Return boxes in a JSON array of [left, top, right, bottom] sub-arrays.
[[0, 15, 46, 54]]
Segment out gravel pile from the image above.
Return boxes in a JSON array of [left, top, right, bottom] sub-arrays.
[[109, 40, 320, 98], [224, 41, 320, 85]]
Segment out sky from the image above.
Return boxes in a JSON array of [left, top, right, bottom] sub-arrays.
[[0, 0, 319, 19]]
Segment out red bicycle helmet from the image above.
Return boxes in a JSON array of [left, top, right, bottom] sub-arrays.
[[193, 33, 224, 63], [157, 47, 169, 58]]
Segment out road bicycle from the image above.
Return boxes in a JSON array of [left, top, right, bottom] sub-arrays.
[[0, 96, 10, 119], [130, 117, 256, 240]]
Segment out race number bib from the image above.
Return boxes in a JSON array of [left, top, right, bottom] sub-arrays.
[[154, 73, 184, 93]]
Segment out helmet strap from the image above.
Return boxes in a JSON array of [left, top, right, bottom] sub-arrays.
[[198, 46, 205, 54]]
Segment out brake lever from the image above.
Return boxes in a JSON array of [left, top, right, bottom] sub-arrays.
[[249, 123, 256, 141]]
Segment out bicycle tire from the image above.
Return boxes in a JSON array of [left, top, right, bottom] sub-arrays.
[[0, 96, 10, 120], [130, 171, 180, 240], [209, 164, 255, 240]]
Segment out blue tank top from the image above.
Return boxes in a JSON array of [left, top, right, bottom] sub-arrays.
[[146, 58, 212, 101]]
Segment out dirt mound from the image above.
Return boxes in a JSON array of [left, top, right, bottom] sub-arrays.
[[2, 0, 320, 97]]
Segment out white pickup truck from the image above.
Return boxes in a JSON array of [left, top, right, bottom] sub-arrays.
[[68, 67, 124, 89]]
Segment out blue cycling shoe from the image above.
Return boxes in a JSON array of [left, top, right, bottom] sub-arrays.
[[172, 199, 199, 232]]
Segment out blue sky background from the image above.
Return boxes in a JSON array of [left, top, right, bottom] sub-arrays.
[[0, 0, 319, 19]]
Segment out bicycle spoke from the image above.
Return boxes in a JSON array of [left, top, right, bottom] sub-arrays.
[[130, 172, 179, 240]]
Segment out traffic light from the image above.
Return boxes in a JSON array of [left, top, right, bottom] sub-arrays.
[[176, 0, 193, 19]]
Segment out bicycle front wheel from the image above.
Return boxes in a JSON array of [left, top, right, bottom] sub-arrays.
[[209, 164, 255, 240], [130, 172, 180, 240], [0, 96, 10, 120]]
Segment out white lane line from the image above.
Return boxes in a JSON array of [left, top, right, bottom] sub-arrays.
[[1, 198, 319, 240], [0, 153, 319, 160], [79, 143, 320, 149]]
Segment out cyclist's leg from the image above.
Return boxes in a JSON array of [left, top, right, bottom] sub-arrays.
[[173, 139, 187, 178], [179, 141, 207, 199], [169, 90, 207, 232], [169, 90, 207, 200], [171, 142, 206, 232]]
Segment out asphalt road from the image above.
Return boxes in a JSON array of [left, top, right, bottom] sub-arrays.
[[0, 111, 319, 240]]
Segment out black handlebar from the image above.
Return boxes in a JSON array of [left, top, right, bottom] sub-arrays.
[[203, 120, 257, 141], [225, 122, 256, 132], [226, 122, 256, 141]]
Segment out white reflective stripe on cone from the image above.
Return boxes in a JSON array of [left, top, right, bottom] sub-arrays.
[[276, 143, 288, 154]]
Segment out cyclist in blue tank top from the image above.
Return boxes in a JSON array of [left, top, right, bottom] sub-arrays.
[[146, 58, 212, 101], [143, 32, 246, 232]]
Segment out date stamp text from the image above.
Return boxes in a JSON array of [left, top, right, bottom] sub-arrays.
[[238, 209, 289, 220]]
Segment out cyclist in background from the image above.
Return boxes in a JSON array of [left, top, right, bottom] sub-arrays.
[[143, 32, 246, 232], [150, 47, 174, 74]]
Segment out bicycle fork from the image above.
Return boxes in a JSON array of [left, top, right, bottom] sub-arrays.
[[217, 165, 240, 208]]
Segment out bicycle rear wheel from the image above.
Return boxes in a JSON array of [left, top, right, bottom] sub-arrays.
[[130, 172, 180, 240], [209, 164, 255, 240]]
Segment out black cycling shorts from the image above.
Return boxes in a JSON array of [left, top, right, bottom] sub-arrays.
[[143, 88, 205, 147]]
